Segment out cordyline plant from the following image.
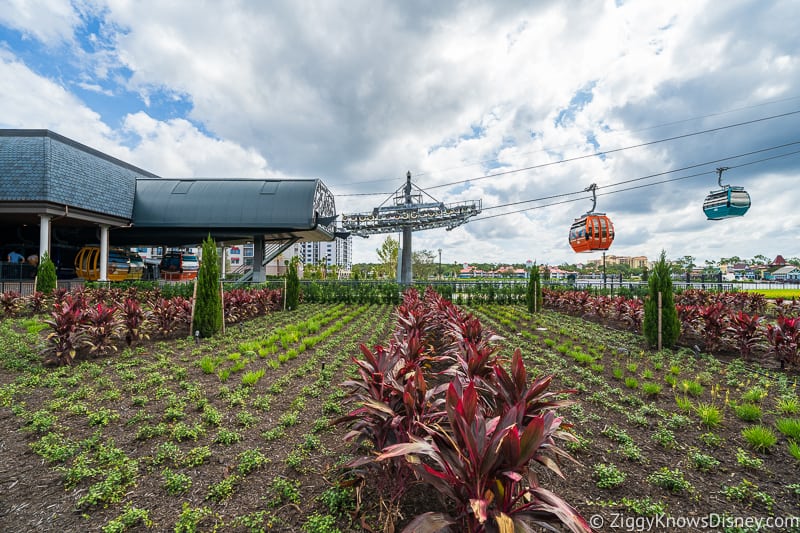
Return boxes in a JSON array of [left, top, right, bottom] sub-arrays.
[[122, 297, 150, 347], [0, 290, 23, 317], [727, 311, 764, 360], [699, 302, 729, 353], [42, 294, 87, 366], [377, 376, 590, 533], [149, 297, 192, 338], [83, 302, 124, 356], [766, 315, 800, 369], [337, 288, 589, 533], [25, 291, 48, 316]]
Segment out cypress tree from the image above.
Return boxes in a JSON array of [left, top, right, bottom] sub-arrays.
[[37, 251, 57, 294], [643, 250, 680, 349], [193, 236, 222, 338], [286, 256, 300, 310], [527, 263, 543, 313]]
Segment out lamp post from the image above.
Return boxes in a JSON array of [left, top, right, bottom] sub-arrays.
[[438, 248, 442, 279]]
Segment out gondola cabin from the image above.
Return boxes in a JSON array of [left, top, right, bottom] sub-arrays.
[[703, 186, 751, 220], [569, 213, 614, 253], [74, 246, 139, 282]]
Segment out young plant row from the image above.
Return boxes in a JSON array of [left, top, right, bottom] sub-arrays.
[[4, 303, 393, 532]]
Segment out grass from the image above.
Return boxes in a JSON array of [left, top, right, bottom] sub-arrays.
[[733, 403, 762, 422], [774, 417, 800, 441], [695, 402, 723, 428], [741, 425, 778, 453]]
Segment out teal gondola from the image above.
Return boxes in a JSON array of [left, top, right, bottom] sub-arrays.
[[703, 167, 750, 220]]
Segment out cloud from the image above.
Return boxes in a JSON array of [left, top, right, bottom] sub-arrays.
[[1, 0, 798, 266], [0, 0, 80, 46]]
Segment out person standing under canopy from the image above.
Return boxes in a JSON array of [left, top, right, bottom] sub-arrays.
[[7, 250, 24, 263]]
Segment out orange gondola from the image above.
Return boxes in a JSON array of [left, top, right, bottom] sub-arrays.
[[569, 183, 615, 253]]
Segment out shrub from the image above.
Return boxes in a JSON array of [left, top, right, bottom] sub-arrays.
[[193, 235, 222, 338], [766, 316, 800, 369], [643, 250, 680, 348], [526, 263, 543, 313], [727, 311, 763, 360], [377, 378, 590, 532], [121, 298, 149, 347], [83, 302, 123, 356], [286, 256, 300, 310], [37, 251, 57, 295]]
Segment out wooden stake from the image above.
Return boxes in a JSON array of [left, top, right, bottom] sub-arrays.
[[220, 281, 225, 334], [189, 279, 198, 336], [657, 291, 663, 351]]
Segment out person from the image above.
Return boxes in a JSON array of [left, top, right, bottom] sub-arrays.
[[7, 250, 24, 263], [27, 254, 39, 267]]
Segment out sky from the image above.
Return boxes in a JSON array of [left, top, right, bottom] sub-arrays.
[[1, 0, 799, 267]]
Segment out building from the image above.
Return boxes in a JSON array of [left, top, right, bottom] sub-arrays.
[[587, 255, 649, 268], [770, 265, 800, 281], [294, 235, 353, 277], [0, 129, 338, 282]]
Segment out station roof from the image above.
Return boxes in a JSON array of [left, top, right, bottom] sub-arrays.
[[114, 177, 336, 245]]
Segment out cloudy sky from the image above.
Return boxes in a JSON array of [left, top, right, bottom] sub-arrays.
[[1, 0, 799, 267]]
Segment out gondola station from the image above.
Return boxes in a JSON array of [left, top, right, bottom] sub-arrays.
[[0, 129, 338, 282]]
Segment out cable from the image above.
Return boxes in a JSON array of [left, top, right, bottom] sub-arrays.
[[428, 109, 800, 190], [470, 148, 800, 222], [410, 95, 800, 179], [334, 108, 800, 198], [478, 141, 800, 213]]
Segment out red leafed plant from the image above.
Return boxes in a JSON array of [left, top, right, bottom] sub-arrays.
[[83, 302, 123, 356], [699, 302, 730, 353], [623, 298, 644, 332], [337, 288, 590, 533], [42, 294, 87, 366], [223, 288, 256, 324], [122, 297, 150, 347], [377, 378, 591, 533], [0, 290, 23, 317], [149, 297, 192, 338], [766, 315, 800, 369], [25, 291, 48, 316], [726, 311, 764, 360], [676, 304, 701, 341]]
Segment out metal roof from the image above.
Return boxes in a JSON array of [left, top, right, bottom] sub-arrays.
[[112, 178, 337, 245]]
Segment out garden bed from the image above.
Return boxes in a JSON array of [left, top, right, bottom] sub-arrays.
[[0, 295, 798, 532]]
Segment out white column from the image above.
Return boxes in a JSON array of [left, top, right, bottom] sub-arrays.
[[39, 214, 52, 260], [220, 244, 226, 279], [99, 224, 109, 282]]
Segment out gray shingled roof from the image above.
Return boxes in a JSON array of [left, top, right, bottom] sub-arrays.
[[0, 130, 155, 219]]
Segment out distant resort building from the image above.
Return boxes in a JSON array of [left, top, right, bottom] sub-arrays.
[[586, 255, 649, 269]]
